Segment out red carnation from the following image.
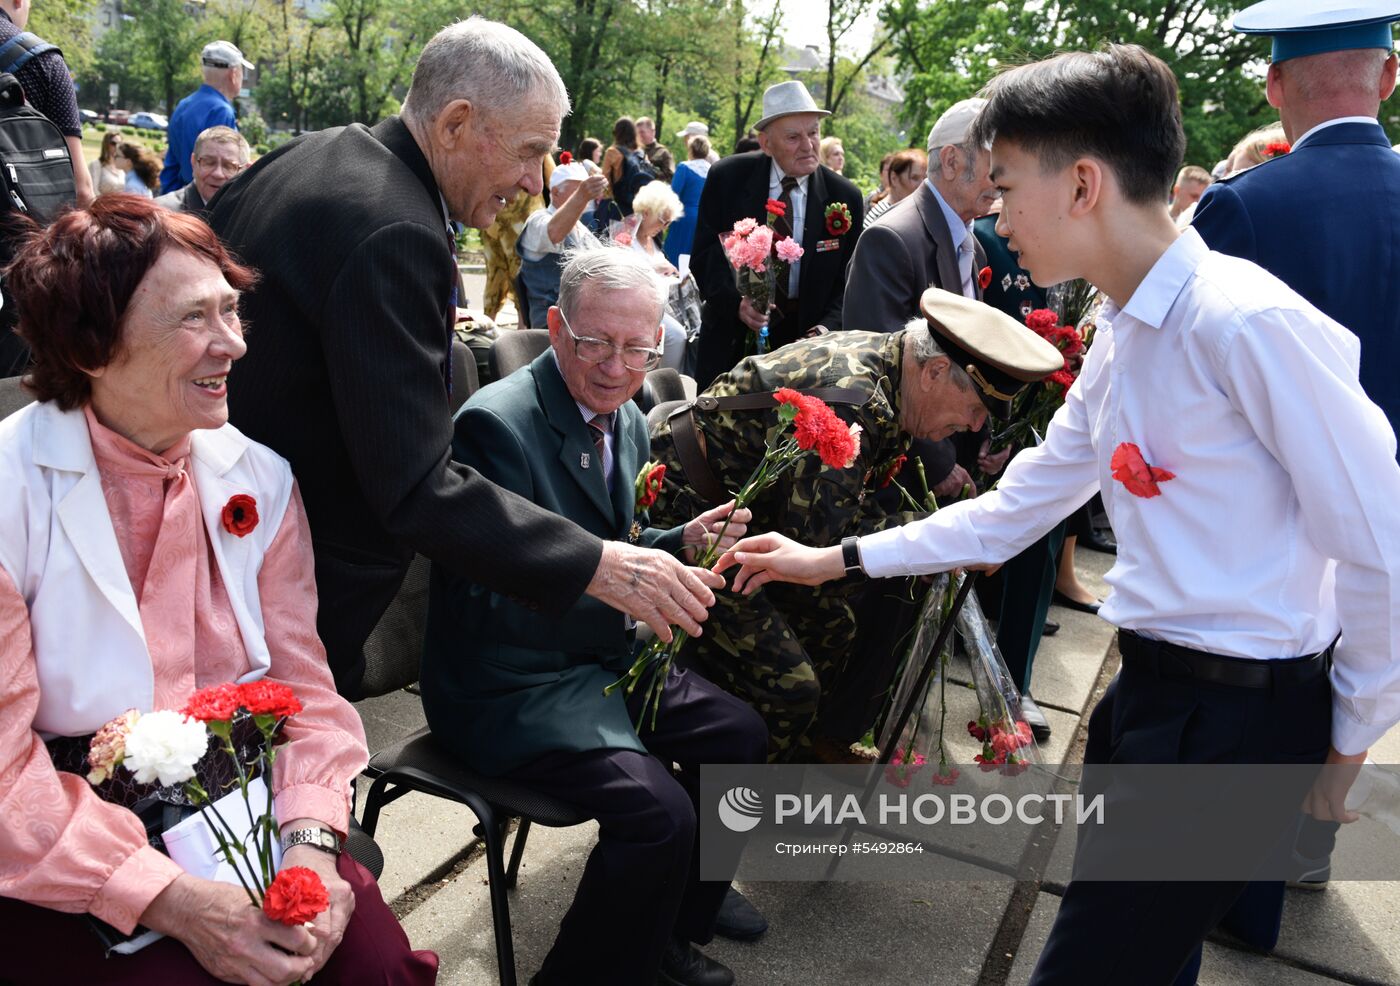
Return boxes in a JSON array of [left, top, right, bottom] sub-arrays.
[[1263, 140, 1291, 158], [1110, 442, 1175, 499], [879, 454, 907, 489], [1025, 308, 1059, 335], [1047, 369, 1076, 391], [978, 266, 993, 290], [930, 767, 959, 786], [559, 151, 573, 164], [183, 682, 246, 723], [765, 198, 787, 218], [221, 494, 258, 537], [262, 866, 330, 926], [967, 720, 988, 741], [777, 389, 859, 469], [237, 680, 302, 719]]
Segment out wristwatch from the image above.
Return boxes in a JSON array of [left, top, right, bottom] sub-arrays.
[[281, 826, 342, 856], [840, 536, 865, 579]]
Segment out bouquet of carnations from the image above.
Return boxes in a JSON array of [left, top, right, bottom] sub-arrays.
[[721, 200, 804, 355], [987, 297, 1094, 458], [606, 388, 860, 729], [86, 681, 330, 944]]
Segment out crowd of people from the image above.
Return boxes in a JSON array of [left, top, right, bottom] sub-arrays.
[[1, 0, 1399, 984]]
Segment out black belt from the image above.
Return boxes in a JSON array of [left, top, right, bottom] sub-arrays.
[[1118, 629, 1331, 690]]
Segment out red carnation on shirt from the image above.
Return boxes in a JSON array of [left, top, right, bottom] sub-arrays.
[[978, 266, 993, 290], [879, 454, 907, 489], [1110, 442, 1176, 498], [221, 494, 258, 537], [765, 198, 787, 218], [262, 866, 330, 926]]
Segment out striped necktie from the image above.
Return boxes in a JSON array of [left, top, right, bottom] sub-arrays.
[[588, 412, 613, 485]]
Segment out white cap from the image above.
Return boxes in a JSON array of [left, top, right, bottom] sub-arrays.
[[549, 162, 589, 189], [675, 121, 709, 139], [202, 40, 253, 70], [927, 97, 988, 150]]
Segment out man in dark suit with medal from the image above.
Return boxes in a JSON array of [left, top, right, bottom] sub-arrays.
[[209, 18, 723, 698], [690, 81, 865, 387]]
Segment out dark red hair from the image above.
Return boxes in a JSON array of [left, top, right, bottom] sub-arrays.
[[3, 195, 258, 409]]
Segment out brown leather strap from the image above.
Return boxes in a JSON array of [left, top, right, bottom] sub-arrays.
[[668, 387, 873, 506]]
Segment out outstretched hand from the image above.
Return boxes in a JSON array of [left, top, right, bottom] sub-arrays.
[[587, 540, 723, 642], [682, 499, 752, 562], [713, 533, 846, 594]]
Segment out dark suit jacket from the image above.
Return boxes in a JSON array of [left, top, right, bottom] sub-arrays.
[[154, 182, 207, 217], [208, 117, 601, 696], [420, 352, 684, 775], [842, 182, 987, 333], [1193, 120, 1400, 444], [691, 151, 864, 386]]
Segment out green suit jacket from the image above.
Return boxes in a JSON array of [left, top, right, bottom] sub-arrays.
[[420, 351, 684, 776]]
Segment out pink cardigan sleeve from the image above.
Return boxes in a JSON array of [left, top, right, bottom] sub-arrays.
[[264, 485, 369, 835], [0, 566, 184, 933]]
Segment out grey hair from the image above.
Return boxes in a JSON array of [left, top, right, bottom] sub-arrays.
[[557, 246, 667, 324], [927, 141, 979, 180], [905, 317, 975, 389], [402, 17, 570, 126]]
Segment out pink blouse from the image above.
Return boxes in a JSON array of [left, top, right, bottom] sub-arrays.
[[0, 409, 368, 933]]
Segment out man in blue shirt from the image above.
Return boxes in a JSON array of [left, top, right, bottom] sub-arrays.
[[159, 39, 247, 194]]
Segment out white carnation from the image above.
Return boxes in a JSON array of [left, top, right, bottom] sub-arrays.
[[123, 710, 209, 786]]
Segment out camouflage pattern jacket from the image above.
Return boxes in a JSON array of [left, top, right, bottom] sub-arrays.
[[649, 330, 921, 547]]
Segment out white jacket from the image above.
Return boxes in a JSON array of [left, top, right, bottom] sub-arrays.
[[0, 402, 294, 736]]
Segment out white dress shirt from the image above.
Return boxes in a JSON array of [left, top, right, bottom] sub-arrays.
[[926, 178, 976, 297], [859, 229, 1400, 755], [769, 161, 808, 296]]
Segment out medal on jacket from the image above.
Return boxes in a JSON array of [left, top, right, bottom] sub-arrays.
[[581, 452, 591, 469]]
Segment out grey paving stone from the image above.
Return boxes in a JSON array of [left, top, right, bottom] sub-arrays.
[[1273, 881, 1400, 984], [1008, 890, 1352, 985], [353, 781, 481, 905]]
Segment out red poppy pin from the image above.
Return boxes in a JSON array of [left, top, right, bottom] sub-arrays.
[[978, 266, 993, 290], [824, 202, 852, 236], [1110, 443, 1175, 499], [221, 494, 259, 537]]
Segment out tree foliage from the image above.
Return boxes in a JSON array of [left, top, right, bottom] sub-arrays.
[[881, 0, 1274, 166]]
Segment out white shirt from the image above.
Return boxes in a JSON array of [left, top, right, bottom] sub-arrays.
[[1292, 116, 1383, 150], [519, 205, 595, 261], [926, 178, 976, 297], [551, 350, 615, 484], [769, 161, 808, 296], [859, 229, 1400, 755]]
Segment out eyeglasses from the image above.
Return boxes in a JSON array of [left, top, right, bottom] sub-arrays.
[[560, 311, 663, 372]]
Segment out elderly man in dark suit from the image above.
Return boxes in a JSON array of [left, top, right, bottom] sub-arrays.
[[422, 248, 767, 986], [690, 81, 865, 387], [209, 17, 722, 697]]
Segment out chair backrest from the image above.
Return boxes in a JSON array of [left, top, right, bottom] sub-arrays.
[[639, 368, 686, 411], [357, 552, 431, 698], [488, 328, 550, 381], [646, 398, 689, 435], [450, 339, 478, 413], [0, 374, 33, 420]]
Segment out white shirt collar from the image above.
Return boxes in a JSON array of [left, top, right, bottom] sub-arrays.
[[1107, 228, 1207, 330], [768, 159, 809, 193], [924, 178, 972, 253], [1292, 116, 1383, 149]]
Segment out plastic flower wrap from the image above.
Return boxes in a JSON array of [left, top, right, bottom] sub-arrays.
[[606, 390, 863, 728], [722, 200, 804, 357]]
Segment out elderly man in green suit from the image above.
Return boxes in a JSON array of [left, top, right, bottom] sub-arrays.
[[421, 248, 768, 986]]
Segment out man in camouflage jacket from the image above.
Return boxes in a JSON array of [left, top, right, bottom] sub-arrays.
[[648, 328, 963, 758]]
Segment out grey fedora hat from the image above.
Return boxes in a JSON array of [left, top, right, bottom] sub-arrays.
[[754, 81, 831, 131]]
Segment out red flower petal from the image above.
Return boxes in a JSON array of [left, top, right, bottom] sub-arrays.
[[1110, 442, 1174, 498], [262, 866, 330, 926], [237, 680, 302, 719], [978, 266, 993, 290], [221, 494, 259, 537]]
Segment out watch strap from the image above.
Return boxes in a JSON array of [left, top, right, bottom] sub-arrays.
[[281, 825, 341, 855], [841, 536, 864, 577]]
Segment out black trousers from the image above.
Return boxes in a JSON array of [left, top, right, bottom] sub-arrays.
[[995, 520, 1068, 694], [511, 666, 769, 986], [1029, 632, 1332, 986]]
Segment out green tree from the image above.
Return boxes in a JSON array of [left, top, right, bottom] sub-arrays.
[[27, 0, 100, 80], [880, 0, 1274, 167]]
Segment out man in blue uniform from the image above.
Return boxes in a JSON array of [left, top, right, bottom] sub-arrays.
[[1194, 0, 1400, 446], [160, 40, 248, 194]]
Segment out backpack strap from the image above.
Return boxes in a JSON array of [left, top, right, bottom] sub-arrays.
[[0, 71, 23, 109], [0, 33, 59, 77]]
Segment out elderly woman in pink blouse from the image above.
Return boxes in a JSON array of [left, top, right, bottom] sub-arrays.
[[0, 197, 436, 985]]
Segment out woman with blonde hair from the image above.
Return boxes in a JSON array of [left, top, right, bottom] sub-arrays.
[[89, 131, 125, 195], [626, 180, 689, 371], [1226, 123, 1290, 175], [819, 136, 845, 174]]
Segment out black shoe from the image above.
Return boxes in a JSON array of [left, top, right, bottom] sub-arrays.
[[659, 936, 735, 986], [1052, 590, 1101, 615], [1020, 694, 1052, 743], [1042, 620, 1060, 637], [714, 886, 769, 941], [1287, 852, 1331, 891], [1080, 531, 1117, 554]]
